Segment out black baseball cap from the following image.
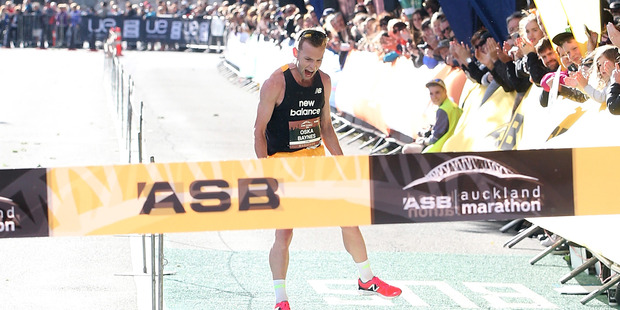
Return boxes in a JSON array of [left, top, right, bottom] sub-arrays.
[[551, 27, 574, 46]]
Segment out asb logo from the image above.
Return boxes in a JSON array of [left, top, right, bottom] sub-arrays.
[[138, 178, 280, 215]]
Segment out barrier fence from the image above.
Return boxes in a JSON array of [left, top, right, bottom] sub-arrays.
[[102, 47, 165, 310], [1, 13, 226, 50]]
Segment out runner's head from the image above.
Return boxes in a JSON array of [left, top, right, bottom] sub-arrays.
[[295, 28, 328, 51], [293, 28, 328, 81]]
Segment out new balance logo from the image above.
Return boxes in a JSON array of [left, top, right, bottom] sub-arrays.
[[315, 88, 322, 94], [367, 284, 379, 292]]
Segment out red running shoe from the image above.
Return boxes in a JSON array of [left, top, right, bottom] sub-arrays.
[[358, 276, 402, 298], [274, 301, 290, 310]]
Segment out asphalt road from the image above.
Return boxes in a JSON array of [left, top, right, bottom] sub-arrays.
[[0, 48, 616, 309]]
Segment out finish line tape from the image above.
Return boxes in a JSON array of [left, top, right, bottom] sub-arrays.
[[0, 147, 618, 238]]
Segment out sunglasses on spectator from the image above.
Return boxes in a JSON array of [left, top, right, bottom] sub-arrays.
[[441, 26, 451, 34]]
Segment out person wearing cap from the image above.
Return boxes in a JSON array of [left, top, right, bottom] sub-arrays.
[[435, 38, 450, 62], [402, 78, 463, 154], [382, 18, 414, 62], [552, 29, 584, 69], [416, 18, 441, 68]]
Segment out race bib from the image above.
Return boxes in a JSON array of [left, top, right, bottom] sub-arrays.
[[289, 117, 321, 149]]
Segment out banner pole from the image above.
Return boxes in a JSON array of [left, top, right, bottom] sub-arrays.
[[151, 234, 156, 310], [158, 233, 164, 310]]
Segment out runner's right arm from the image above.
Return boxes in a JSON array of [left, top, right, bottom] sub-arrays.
[[254, 71, 284, 158]]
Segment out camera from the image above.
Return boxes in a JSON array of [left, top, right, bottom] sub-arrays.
[[567, 63, 578, 72]]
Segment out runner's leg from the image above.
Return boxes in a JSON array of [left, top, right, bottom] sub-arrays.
[[270, 228, 294, 279], [341, 226, 368, 263], [270, 229, 293, 304]]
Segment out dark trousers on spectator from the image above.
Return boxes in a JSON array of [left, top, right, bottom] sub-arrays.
[[67, 25, 79, 49], [56, 25, 67, 47], [45, 24, 54, 47]]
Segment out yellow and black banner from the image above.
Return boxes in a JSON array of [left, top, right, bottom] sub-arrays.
[[0, 147, 619, 238]]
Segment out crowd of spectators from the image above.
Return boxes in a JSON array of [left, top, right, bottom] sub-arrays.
[[5, 0, 620, 116], [0, 0, 225, 49], [221, 0, 620, 115]]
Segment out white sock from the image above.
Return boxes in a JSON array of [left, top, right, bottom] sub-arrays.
[[356, 260, 374, 282], [274, 279, 288, 303]]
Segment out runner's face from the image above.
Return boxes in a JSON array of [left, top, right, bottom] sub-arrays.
[[295, 41, 325, 81]]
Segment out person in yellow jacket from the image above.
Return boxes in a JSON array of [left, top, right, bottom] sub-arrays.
[[402, 78, 463, 153]]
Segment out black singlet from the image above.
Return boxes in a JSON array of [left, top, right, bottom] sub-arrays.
[[265, 65, 325, 155]]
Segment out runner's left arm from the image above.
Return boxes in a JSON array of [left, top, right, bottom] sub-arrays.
[[319, 72, 343, 156]]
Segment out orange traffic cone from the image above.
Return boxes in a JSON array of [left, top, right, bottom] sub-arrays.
[[115, 27, 123, 56]]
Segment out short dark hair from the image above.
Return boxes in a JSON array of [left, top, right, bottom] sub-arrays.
[[506, 11, 526, 26], [412, 8, 428, 19], [421, 18, 431, 31], [535, 37, 552, 55], [296, 28, 328, 49], [470, 28, 488, 46]]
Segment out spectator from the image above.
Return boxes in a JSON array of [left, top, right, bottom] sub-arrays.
[[31, 2, 44, 48], [67, 3, 80, 50], [435, 38, 451, 63], [422, 0, 439, 16], [518, 12, 544, 47], [55, 3, 68, 48], [0, 5, 7, 47], [411, 8, 428, 32], [438, 14, 454, 41], [552, 29, 584, 70], [451, 29, 491, 85], [513, 11, 546, 85], [41, 1, 55, 48], [606, 53, 620, 114], [417, 18, 440, 68], [402, 78, 463, 154], [325, 12, 354, 68], [566, 45, 619, 103], [364, 0, 376, 17], [210, 7, 226, 53], [430, 12, 443, 40], [537, 38, 589, 106], [6, 3, 20, 48], [411, 7, 428, 44], [606, 1, 620, 19], [377, 30, 399, 61]]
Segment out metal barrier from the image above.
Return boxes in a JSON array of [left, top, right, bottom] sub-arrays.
[[104, 45, 166, 310], [2, 13, 83, 48]]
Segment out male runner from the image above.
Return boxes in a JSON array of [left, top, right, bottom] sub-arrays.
[[253, 28, 402, 310]]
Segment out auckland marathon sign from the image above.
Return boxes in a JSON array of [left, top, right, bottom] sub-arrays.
[[369, 150, 575, 223]]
